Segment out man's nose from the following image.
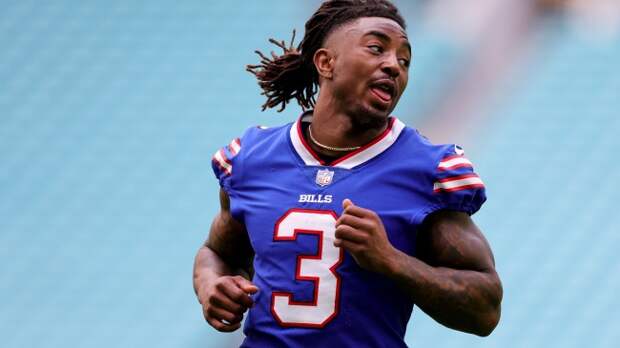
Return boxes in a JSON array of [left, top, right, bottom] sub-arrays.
[[381, 53, 400, 78]]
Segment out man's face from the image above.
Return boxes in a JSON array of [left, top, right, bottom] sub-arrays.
[[323, 17, 411, 129]]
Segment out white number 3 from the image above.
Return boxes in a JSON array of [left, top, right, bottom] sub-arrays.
[[271, 209, 344, 328]]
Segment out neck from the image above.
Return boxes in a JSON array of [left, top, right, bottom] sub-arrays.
[[307, 92, 389, 157]]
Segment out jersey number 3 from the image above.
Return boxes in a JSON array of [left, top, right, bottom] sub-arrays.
[[271, 209, 344, 328]]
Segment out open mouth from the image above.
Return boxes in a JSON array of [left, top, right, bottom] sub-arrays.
[[369, 80, 395, 103]]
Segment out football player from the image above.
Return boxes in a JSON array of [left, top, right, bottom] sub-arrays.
[[194, 1, 503, 346]]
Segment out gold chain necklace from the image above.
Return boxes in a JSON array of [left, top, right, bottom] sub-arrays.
[[308, 125, 361, 152]]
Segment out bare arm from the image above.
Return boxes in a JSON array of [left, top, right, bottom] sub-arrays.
[[335, 200, 502, 336], [394, 210, 502, 336], [193, 188, 257, 332]]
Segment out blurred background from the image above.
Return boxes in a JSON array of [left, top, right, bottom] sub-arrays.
[[1, 0, 618, 347]]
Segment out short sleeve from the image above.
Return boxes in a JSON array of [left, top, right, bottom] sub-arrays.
[[211, 137, 242, 193], [431, 144, 487, 215]]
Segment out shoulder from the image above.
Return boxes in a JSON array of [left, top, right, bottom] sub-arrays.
[[235, 123, 292, 157], [392, 125, 459, 171], [406, 129, 484, 196], [211, 122, 292, 180], [392, 124, 487, 218]]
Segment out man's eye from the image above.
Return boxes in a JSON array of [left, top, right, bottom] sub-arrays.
[[368, 45, 383, 53], [399, 58, 410, 67]]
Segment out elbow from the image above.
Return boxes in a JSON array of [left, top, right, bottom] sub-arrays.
[[474, 277, 503, 337], [473, 308, 501, 337]]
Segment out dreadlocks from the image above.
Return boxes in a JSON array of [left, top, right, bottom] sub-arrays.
[[246, 0, 406, 112]]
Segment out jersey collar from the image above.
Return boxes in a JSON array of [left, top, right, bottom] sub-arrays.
[[289, 113, 406, 169]]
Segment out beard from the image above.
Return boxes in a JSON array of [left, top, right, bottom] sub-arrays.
[[346, 102, 391, 135], [327, 82, 396, 135]]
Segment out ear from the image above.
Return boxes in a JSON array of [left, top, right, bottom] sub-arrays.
[[313, 48, 334, 80]]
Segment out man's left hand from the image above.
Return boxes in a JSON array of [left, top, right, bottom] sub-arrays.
[[334, 199, 397, 274]]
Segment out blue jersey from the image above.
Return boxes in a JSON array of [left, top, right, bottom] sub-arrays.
[[211, 114, 486, 347]]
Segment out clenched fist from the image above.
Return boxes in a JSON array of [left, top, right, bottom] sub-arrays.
[[197, 275, 258, 332], [334, 199, 398, 274]]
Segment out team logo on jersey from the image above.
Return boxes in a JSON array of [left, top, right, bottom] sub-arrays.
[[315, 169, 334, 187]]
